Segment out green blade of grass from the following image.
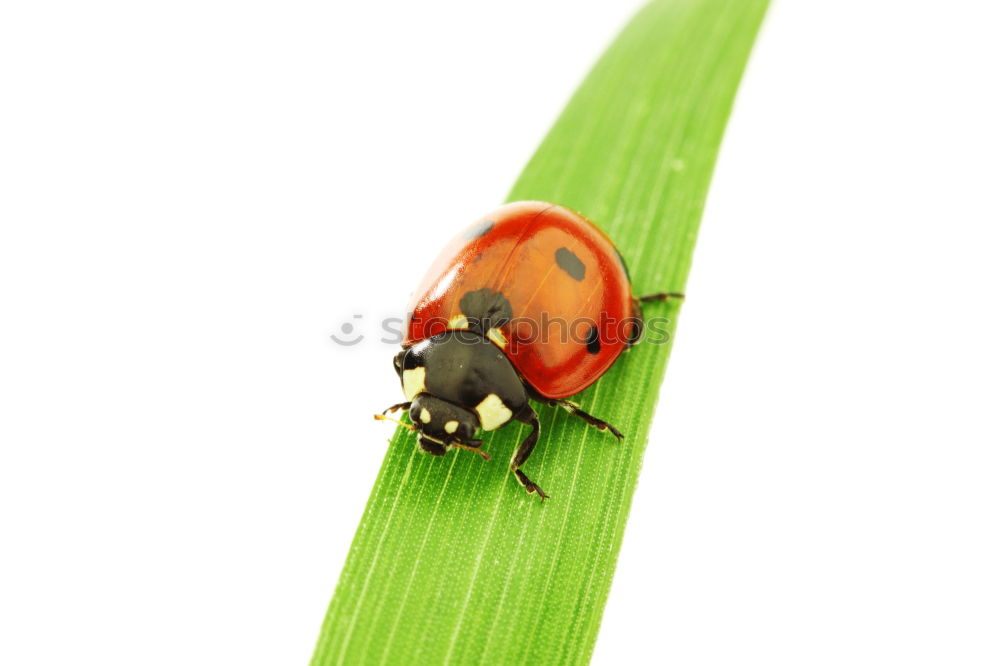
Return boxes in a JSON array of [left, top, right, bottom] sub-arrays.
[[312, 1, 768, 664]]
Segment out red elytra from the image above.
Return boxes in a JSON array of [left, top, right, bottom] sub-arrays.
[[403, 201, 637, 399]]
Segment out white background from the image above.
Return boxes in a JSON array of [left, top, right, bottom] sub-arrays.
[[2, 1, 998, 664]]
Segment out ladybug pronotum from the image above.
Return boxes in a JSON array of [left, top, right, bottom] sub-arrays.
[[379, 201, 682, 499]]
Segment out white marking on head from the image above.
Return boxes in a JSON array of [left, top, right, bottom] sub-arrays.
[[402, 366, 426, 401], [420, 408, 432, 424], [475, 393, 512, 431], [448, 314, 469, 330], [486, 327, 507, 348], [444, 420, 459, 434]]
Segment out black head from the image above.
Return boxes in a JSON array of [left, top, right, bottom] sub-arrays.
[[389, 331, 528, 459], [392, 348, 407, 377], [408, 394, 481, 455]]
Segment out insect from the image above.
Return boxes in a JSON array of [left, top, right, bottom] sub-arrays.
[[378, 201, 682, 499]]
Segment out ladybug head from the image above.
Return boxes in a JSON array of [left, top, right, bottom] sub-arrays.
[[407, 394, 482, 455]]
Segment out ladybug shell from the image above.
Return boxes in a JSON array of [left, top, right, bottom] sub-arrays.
[[403, 201, 636, 399]]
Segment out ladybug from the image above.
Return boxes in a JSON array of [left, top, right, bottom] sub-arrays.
[[379, 201, 682, 499]]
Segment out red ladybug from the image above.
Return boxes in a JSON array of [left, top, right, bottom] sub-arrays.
[[380, 201, 681, 499]]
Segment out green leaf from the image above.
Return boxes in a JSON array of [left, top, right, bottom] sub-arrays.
[[312, 1, 768, 664]]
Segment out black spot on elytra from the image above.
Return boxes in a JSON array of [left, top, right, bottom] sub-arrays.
[[459, 288, 513, 332], [464, 219, 494, 239], [585, 325, 601, 355], [555, 247, 586, 281]]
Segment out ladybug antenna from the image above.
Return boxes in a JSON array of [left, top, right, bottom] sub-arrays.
[[451, 441, 491, 461], [373, 414, 490, 461], [373, 412, 417, 432]]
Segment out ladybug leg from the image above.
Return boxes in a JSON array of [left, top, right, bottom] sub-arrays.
[[551, 399, 624, 440], [637, 291, 685, 303], [510, 409, 549, 500], [628, 292, 685, 347], [381, 401, 411, 415]]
